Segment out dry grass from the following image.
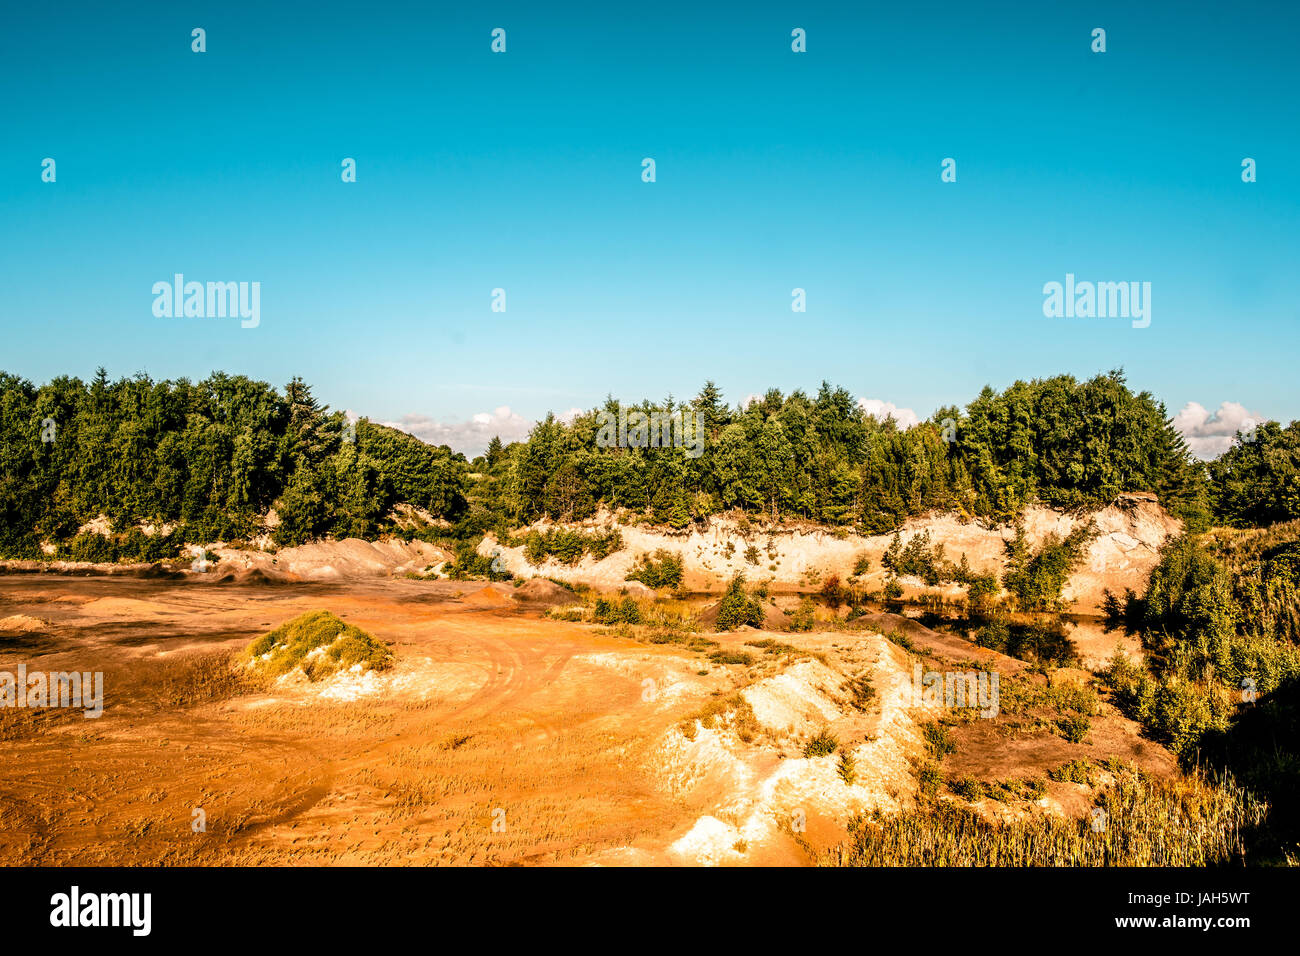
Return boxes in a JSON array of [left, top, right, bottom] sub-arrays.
[[814, 764, 1267, 866], [678, 693, 759, 744], [157, 650, 265, 708]]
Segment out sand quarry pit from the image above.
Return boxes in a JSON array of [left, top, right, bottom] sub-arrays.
[[0, 565, 1172, 866]]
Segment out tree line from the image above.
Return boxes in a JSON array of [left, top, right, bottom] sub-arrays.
[[472, 370, 1253, 536], [3, 367, 1295, 559]]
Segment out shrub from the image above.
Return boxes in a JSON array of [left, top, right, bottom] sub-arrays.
[[593, 596, 642, 625], [804, 729, 839, 758], [1049, 760, 1099, 785], [444, 539, 512, 581], [923, 721, 956, 760], [1057, 713, 1092, 744], [626, 550, 684, 589], [716, 575, 764, 631], [708, 649, 754, 666], [789, 597, 816, 632], [519, 528, 624, 566], [917, 762, 944, 800], [838, 751, 858, 785], [1002, 520, 1098, 611], [820, 573, 847, 608]]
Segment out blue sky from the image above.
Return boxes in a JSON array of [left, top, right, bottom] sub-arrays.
[[1, 0, 1296, 456]]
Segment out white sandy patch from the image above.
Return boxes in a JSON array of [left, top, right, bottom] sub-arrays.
[[476, 494, 1177, 613], [647, 633, 943, 865], [741, 659, 844, 734]]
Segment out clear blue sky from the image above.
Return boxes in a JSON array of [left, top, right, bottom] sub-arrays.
[[2, 0, 1296, 453]]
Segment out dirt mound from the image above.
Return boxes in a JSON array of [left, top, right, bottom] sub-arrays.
[[246, 610, 393, 684], [209, 566, 298, 586], [695, 600, 721, 629], [208, 538, 450, 583], [696, 599, 789, 632], [134, 563, 183, 580], [511, 578, 574, 605], [463, 585, 510, 606], [761, 603, 791, 630], [0, 614, 49, 633]]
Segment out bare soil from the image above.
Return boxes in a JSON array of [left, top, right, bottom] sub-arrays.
[[0, 569, 1173, 867]]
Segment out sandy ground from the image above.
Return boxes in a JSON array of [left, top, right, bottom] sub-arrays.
[[0, 566, 1174, 867]]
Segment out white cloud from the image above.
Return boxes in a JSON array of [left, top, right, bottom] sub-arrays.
[[857, 398, 921, 430], [1171, 401, 1266, 460], [383, 405, 535, 458]]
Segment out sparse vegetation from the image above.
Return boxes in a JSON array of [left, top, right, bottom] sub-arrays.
[[243, 610, 393, 682], [837, 751, 858, 785], [625, 550, 684, 590], [817, 765, 1266, 866], [518, 527, 623, 565], [158, 650, 262, 706], [680, 694, 759, 744], [803, 728, 839, 758], [923, 721, 956, 760]]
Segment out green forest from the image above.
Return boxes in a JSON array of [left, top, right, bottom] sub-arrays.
[[2, 367, 1298, 562], [0, 368, 466, 558]]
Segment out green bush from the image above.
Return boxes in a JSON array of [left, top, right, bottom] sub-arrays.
[[950, 776, 985, 801], [1001, 520, 1098, 611], [716, 574, 764, 631], [789, 597, 816, 632], [1057, 713, 1092, 743], [626, 550, 684, 589], [443, 539, 512, 581], [593, 596, 642, 625], [519, 528, 624, 566], [804, 729, 839, 758]]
